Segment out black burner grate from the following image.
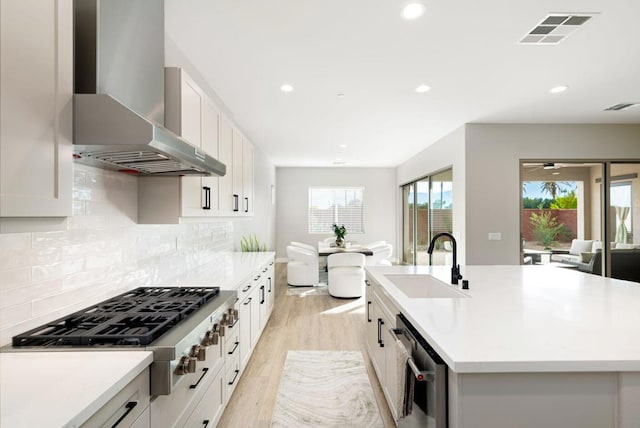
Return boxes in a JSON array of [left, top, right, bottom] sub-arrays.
[[12, 286, 219, 347]]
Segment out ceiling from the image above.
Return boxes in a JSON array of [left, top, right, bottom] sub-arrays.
[[165, 0, 640, 168]]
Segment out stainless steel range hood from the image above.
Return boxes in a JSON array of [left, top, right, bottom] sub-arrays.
[[73, 0, 225, 177]]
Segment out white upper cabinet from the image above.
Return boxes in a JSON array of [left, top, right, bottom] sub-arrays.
[[217, 115, 254, 217], [218, 114, 235, 214], [139, 67, 254, 222], [0, 0, 73, 218], [242, 136, 254, 215], [139, 67, 222, 223], [163, 67, 219, 218]]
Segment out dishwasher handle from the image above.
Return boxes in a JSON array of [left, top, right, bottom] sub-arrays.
[[390, 327, 433, 382]]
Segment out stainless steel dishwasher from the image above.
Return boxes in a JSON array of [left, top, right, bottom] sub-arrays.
[[395, 313, 448, 428]]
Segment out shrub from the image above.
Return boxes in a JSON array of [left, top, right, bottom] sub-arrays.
[[529, 210, 566, 249]]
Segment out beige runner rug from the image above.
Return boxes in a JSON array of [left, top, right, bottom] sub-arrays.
[[271, 350, 383, 427]]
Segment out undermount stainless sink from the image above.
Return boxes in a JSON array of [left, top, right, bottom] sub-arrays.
[[385, 274, 468, 298]]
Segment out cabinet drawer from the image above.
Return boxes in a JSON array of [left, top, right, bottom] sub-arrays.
[[237, 280, 253, 301], [225, 316, 240, 347], [225, 350, 241, 401], [183, 369, 225, 428], [225, 323, 240, 359], [81, 369, 150, 428], [150, 342, 224, 427]]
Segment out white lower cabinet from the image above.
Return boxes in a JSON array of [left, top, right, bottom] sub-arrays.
[[81, 369, 150, 428], [365, 275, 399, 422], [130, 407, 151, 428], [183, 369, 225, 428], [239, 287, 254, 370]]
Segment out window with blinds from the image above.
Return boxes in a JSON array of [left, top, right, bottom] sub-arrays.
[[308, 187, 364, 234]]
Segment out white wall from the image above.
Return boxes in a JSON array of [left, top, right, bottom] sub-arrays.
[[395, 126, 467, 264], [464, 124, 640, 265], [275, 167, 397, 259], [0, 164, 234, 347]]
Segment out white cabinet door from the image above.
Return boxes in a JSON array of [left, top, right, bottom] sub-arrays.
[[382, 310, 399, 420], [218, 115, 235, 214], [164, 67, 220, 218], [232, 128, 243, 213], [239, 292, 253, 369], [0, 0, 73, 218], [183, 368, 225, 428], [242, 138, 254, 215], [249, 283, 261, 348], [202, 97, 220, 212], [266, 262, 275, 315], [177, 70, 207, 217]]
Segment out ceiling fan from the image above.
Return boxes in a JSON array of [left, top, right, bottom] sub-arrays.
[[523, 162, 569, 172]]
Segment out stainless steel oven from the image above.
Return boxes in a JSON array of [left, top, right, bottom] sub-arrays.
[[395, 313, 448, 428]]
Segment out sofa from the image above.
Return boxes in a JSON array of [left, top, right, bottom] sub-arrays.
[[551, 239, 602, 264], [575, 249, 640, 283], [551, 239, 640, 282]]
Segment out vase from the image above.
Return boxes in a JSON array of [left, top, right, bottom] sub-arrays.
[[335, 236, 345, 248]]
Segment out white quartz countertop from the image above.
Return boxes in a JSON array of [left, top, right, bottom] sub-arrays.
[[0, 351, 152, 428], [366, 265, 640, 373], [168, 252, 275, 290]]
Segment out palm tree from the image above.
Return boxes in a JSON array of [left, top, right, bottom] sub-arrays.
[[540, 181, 571, 199]]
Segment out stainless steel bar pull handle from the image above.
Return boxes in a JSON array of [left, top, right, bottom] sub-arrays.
[[407, 358, 434, 382], [390, 327, 433, 382]]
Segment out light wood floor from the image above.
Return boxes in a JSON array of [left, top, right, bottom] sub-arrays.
[[218, 263, 394, 427]]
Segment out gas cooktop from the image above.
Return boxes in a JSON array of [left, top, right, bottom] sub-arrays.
[[12, 286, 220, 347]]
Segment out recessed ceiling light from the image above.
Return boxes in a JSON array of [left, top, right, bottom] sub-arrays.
[[401, 2, 426, 20], [337, 93, 345, 99], [280, 84, 294, 92], [416, 84, 431, 93], [338, 144, 348, 148], [549, 85, 568, 94]]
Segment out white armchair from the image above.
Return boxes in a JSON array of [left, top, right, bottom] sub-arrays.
[[366, 244, 393, 266], [286, 245, 319, 286], [327, 253, 366, 298]]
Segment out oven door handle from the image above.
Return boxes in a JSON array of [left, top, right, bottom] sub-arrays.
[[390, 328, 433, 382]]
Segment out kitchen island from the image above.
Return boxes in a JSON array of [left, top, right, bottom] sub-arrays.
[[365, 264, 640, 428]]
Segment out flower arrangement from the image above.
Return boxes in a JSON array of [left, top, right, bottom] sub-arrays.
[[332, 224, 347, 239]]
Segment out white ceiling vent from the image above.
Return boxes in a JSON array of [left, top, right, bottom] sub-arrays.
[[604, 103, 640, 111], [520, 13, 596, 45]]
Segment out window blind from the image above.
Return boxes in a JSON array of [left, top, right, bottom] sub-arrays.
[[308, 187, 364, 234]]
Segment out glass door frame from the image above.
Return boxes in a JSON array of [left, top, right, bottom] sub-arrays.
[[401, 168, 453, 266], [520, 159, 640, 279]]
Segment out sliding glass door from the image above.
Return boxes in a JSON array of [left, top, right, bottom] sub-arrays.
[[608, 163, 639, 282], [402, 169, 453, 265], [520, 161, 639, 283], [402, 183, 415, 265]]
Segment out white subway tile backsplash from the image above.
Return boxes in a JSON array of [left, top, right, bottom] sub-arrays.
[[0, 268, 31, 291], [32, 259, 86, 284], [0, 164, 233, 346]]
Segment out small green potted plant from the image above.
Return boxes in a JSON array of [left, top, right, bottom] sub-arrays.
[[240, 233, 267, 252], [332, 224, 347, 248]]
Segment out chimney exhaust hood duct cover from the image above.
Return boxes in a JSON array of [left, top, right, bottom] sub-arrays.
[[72, 0, 225, 177]]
